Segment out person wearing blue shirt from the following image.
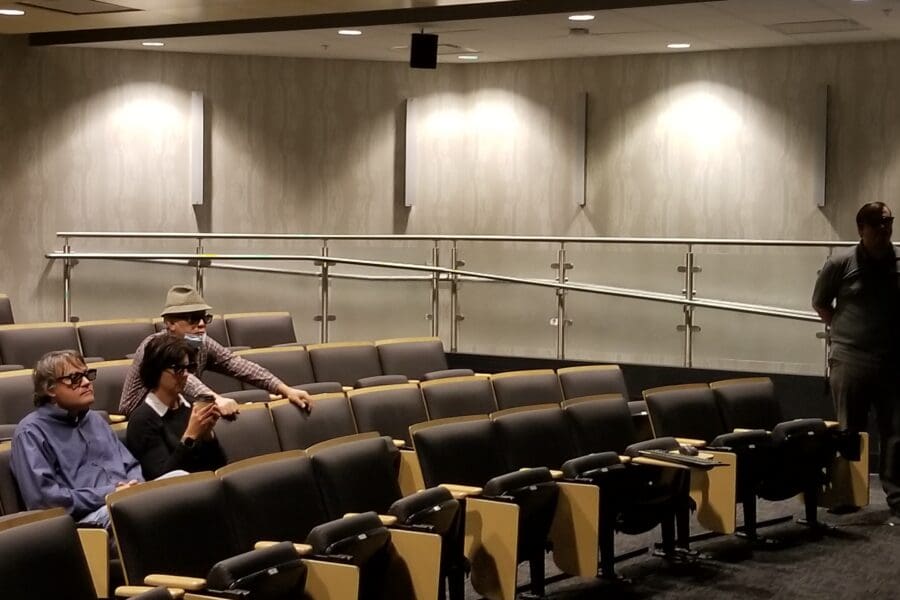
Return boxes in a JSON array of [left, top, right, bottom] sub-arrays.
[[11, 350, 144, 528]]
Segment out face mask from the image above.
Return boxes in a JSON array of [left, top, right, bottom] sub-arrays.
[[183, 333, 205, 350]]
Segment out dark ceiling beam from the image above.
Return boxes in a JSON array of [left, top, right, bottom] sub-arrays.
[[30, 0, 713, 46]]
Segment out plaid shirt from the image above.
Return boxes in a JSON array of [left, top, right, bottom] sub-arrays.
[[118, 331, 283, 416]]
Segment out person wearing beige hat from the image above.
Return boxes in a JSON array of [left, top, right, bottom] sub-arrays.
[[118, 285, 312, 416]]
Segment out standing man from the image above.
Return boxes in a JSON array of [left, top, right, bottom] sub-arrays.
[[812, 202, 900, 520], [119, 285, 312, 416], [12, 350, 143, 528]]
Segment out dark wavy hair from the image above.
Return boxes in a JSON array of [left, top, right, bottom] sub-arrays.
[[139, 335, 197, 391]]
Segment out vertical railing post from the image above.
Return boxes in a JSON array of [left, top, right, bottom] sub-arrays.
[[552, 243, 572, 360], [677, 244, 700, 367], [816, 246, 834, 379], [62, 236, 72, 322], [430, 242, 440, 337], [317, 242, 331, 343], [194, 237, 205, 296], [449, 241, 462, 352]]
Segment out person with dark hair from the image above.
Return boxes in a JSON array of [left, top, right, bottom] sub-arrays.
[[118, 284, 312, 416], [812, 201, 900, 519], [126, 335, 226, 479], [10, 350, 143, 528]]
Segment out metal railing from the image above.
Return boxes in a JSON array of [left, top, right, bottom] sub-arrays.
[[47, 232, 853, 369]]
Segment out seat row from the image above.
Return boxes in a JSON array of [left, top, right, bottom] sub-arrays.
[[0, 311, 298, 369]]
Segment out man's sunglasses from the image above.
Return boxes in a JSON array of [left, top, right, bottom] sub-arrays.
[[167, 362, 199, 375], [174, 313, 213, 325], [56, 369, 98, 387]]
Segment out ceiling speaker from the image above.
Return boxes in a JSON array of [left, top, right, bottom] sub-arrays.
[[410, 33, 438, 69]]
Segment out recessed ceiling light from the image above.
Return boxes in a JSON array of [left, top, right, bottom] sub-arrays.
[[0, 8, 25, 16], [338, 29, 362, 36], [667, 43, 691, 49], [142, 41, 165, 47], [568, 15, 595, 22], [458, 55, 479, 60]]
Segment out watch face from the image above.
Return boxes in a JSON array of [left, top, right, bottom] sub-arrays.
[[183, 437, 196, 448]]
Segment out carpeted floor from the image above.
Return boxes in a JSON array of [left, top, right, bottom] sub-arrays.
[[466, 476, 899, 599]]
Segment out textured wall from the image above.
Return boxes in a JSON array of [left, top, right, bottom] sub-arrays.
[[2, 36, 899, 372]]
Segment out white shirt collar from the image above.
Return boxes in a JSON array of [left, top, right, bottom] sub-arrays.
[[144, 391, 191, 417]]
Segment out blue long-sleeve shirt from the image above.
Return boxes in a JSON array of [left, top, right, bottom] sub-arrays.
[[11, 404, 144, 519]]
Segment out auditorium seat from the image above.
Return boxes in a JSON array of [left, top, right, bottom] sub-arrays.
[[346, 384, 427, 447], [220, 388, 271, 404], [0, 508, 164, 600], [269, 394, 356, 451], [76, 319, 156, 362], [374, 337, 448, 380], [420, 375, 497, 420], [307, 341, 382, 387], [198, 369, 243, 394], [213, 403, 281, 463], [90, 360, 131, 420], [234, 346, 317, 387], [108, 472, 309, 598], [0, 369, 34, 426], [411, 415, 561, 598], [0, 322, 80, 369], [224, 312, 297, 348], [309, 435, 461, 600], [0, 294, 13, 325], [0, 441, 24, 515], [490, 369, 564, 411]]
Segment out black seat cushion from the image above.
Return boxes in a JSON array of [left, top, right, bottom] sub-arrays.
[[306, 512, 390, 566], [206, 541, 307, 600], [388, 486, 458, 536]]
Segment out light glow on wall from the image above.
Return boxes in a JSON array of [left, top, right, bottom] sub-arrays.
[[658, 85, 741, 151], [110, 90, 183, 135]]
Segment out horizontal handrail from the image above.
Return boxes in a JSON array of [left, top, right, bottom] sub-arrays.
[[54, 231, 867, 248], [45, 251, 821, 323]]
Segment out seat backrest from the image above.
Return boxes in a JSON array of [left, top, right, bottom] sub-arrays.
[[90, 360, 132, 416], [309, 435, 403, 519], [217, 452, 332, 549], [235, 347, 316, 387], [411, 416, 507, 488], [0, 369, 34, 425], [213, 404, 282, 463], [76, 320, 155, 361], [490, 369, 564, 411], [347, 384, 427, 445], [420, 375, 497, 420], [561, 394, 638, 455], [0, 509, 97, 599], [200, 368, 244, 394], [221, 389, 272, 404], [491, 405, 577, 470], [154, 316, 229, 347], [270, 395, 356, 451], [109, 473, 241, 585], [374, 337, 448, 380], [711, 377, 783, 431], [0, 323, 79, 369], [0, 441, 25, 515], [224, 312, 297, 348], [643, 384, 725, 443], [557, 365, 629, 400], [307, 342, 382, 386], [0, 294, 13, 325]]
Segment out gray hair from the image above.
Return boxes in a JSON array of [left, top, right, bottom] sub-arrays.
[[33, 350, 86, 407]]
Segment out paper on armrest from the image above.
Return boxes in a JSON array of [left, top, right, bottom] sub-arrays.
[[439, 483, 483, 499], [675, 437, 707, 447], [144, 574, 206, 591], [254, 541, 313, 555]]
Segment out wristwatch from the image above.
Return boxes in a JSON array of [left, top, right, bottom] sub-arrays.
[[182, 436, 196, 449]]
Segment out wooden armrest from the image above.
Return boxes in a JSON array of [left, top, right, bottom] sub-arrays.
[[392, 439, 405, 448], [342, 386, 353, 392], [618, 455, 632, 463], [254, 541, 313, 555], [631, 456, 690, 470], [439, 483, 483, 499], [824, 420, 840, 429], [549, 469, 564, 480], [269, 394, 281, 401], [107, 414, 126, 424], [144, 575, 206, 591], [408, 379, 420, 384], [675, 437, 707, 448], [344, 512, 398, 526], [475, 372, 490, 378], [116, 586, 185, 599]]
